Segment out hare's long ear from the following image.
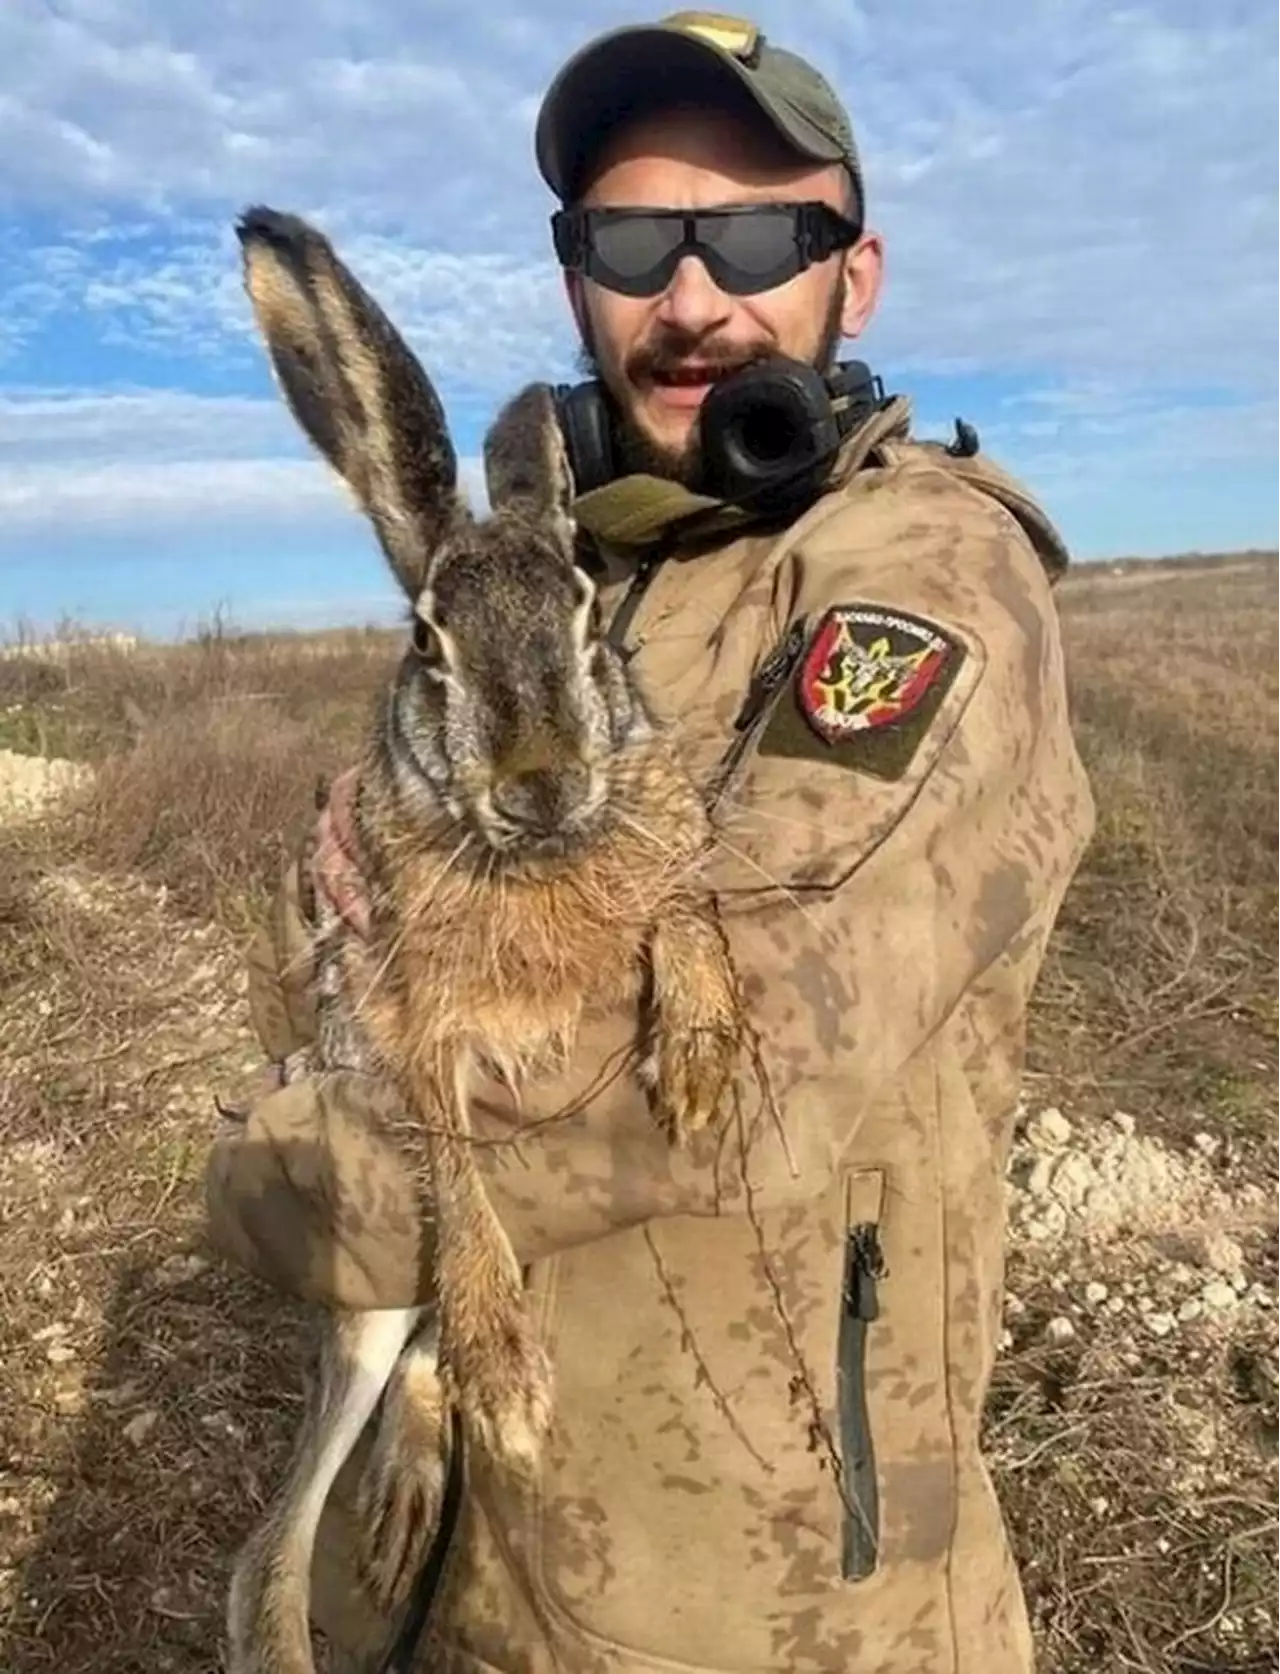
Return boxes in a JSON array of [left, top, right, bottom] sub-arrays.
[[483, 383, 576, 545], [235, 205, 465, 598]]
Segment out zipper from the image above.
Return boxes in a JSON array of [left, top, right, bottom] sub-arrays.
[[606, 548, 665, 651], [838, 1222, 886, 1582], [706, 616, 808, 806]]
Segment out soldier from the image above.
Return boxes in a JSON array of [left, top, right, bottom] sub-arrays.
[[205, 13, 1095, 1673]]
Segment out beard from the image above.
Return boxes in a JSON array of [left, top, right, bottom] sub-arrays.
[[575, 281, 847, 489]]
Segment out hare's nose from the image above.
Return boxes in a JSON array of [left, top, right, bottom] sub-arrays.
[[491, 764, 590, 835]]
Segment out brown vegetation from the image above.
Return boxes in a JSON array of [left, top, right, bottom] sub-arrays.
[[0, 553, 1276, 1672]]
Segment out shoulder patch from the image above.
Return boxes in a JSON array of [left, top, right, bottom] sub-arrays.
[[757, 603, 966, 782]]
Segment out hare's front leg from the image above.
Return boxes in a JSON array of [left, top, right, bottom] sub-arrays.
[[414, 1059, 552, 1479], [643, 898, 745, 1147]]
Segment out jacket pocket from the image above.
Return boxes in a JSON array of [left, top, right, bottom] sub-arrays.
[[703, 609, 986, 899], [838, 1168, 887, 1582]]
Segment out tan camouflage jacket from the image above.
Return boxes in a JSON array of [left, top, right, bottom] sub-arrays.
[[204, 397, 1095, 1674]]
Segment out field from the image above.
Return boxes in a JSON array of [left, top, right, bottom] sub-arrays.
[[0, 550, 1276, 1673]]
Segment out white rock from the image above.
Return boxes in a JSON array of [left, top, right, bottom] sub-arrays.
[[1178, 1298, 1203, 1322], [1146, 1312, 1176, 1337], [1192, 1131, 1219, 1159], [1027, 1107, 1072, 1150], [1105, 1295, 1126, 1314], [1084, 1185, 1122, 1222], [1089, 1496, 1109, 1516], [1049, 1152, 1096, 1209], [1111, 1111, 1137, 1136], [1202, 1280, 1238, 1311], [1025, 1155, 1056, 1199], [1084, 1281, 1109, 1305], [1203, 1233, 1244, 1276], [1045, 1316, 1076, 1344]]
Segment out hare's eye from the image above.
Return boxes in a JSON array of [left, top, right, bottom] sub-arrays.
[[411, 614, 441, 661]]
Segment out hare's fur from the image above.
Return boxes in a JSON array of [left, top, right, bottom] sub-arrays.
[[224, 205, 746, 1674]]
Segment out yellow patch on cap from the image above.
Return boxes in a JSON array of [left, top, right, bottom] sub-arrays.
[[661, 11, 761, 61]]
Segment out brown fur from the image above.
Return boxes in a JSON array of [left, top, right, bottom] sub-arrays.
[[224, 204, 747, 1674], [348, 732, 740, 1462]]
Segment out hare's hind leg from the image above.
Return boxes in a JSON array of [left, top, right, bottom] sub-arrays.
[[643, 899, 745, 1147], [226, 1305, 421, 1674], [352, 1317, 450, 1614]]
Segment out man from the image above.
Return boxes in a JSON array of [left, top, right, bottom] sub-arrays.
[[206, 12, 1095, 1673]]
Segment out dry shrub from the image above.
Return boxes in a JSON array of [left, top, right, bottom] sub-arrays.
[[0, 617, 402, 767], [68, 704, 335, 931], [6, 619, 405, 928]]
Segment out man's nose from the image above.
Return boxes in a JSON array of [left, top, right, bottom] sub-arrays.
[[655, 253, 733, 336]]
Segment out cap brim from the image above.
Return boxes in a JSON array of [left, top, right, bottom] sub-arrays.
[[535, 26, 846, 202]]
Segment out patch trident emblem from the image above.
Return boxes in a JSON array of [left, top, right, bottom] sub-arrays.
[[797, 605, 957, 744]]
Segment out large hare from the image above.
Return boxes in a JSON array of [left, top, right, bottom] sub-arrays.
[[224, 207, 747, 1672]]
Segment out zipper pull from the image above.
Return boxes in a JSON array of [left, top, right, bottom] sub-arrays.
[[606, 548, 666, 650], [845, 1225, 886, 1321], [734, 617, 808, 732]]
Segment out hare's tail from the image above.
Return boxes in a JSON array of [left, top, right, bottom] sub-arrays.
[[226, 1305, 423, 1674]]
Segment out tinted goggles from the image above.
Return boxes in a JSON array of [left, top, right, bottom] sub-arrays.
[[551, 201, 861, 299]]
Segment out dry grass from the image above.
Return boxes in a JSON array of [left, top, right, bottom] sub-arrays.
[[1028, 554, 1278, 1150], [994, 552, 1279, 1674], [0, 554, 1276, 1673], [0, 619, 401, 932]]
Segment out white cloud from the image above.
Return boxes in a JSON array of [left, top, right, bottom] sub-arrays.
[[0, 0, 1275, 579], [0, 387, 487, 530], [3, 0, 1274, 398]]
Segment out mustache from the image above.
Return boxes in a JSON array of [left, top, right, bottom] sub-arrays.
[[625, 330, 776, 382]]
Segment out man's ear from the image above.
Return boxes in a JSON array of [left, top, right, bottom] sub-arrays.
[[839, 232, 884, 340], [562, 267, 591, 343]]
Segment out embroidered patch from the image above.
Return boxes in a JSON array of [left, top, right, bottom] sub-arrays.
[[757, 604, 966, 782], [797, 605, 957, 742]]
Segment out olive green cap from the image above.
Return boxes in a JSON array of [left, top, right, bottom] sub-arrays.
[[535, 11, 864, 219]]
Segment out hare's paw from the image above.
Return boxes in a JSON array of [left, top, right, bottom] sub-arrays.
[[449, 1315, 553, 1481], [354, 1346, 448, 1613], [643, 905, 745, 1146], [647, 1017, 740, 1147]]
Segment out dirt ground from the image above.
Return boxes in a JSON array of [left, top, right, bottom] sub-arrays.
[[0, 554, 1275, 1673]]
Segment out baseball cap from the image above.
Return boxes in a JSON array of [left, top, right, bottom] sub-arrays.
[[535, 11, 864, 219]]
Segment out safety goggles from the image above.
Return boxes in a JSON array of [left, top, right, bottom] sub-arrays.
[[550, 201, 861, 299]]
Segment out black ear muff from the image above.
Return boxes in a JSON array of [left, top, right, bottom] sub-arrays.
[[698, 358, 841, 503], [552, 381, 617, 496]]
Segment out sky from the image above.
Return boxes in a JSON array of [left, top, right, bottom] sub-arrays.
[[1, 0, 1276, 642]]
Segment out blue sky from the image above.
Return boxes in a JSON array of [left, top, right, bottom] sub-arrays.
[[1, 0, 1276, 641]]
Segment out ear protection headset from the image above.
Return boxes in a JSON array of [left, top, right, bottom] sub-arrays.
[[553, 356, 889, 517]]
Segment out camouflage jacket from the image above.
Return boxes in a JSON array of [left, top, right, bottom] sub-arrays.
[[204, 398, 1095, 1673]]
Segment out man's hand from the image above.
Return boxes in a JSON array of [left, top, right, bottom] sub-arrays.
[[311, 765, 372, 939]]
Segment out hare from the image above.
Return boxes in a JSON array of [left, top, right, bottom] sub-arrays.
[[224, 206, 748, 1672]]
